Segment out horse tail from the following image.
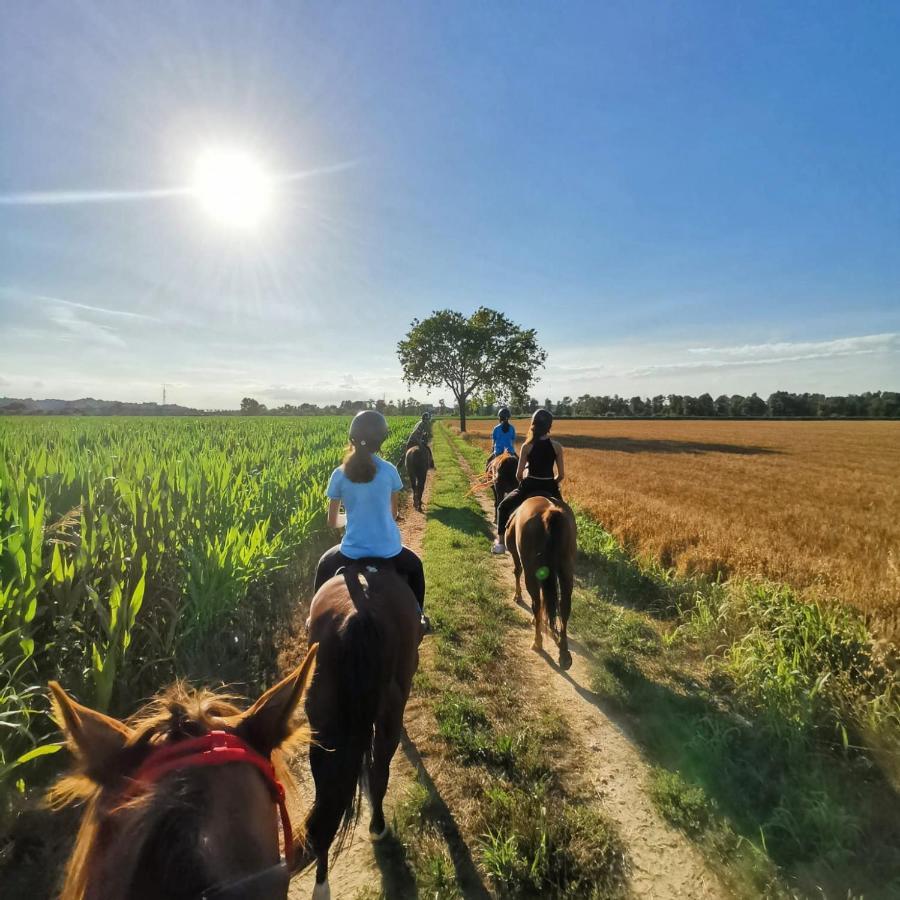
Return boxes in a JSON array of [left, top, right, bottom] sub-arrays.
[[335, 580, 384, 849], [300, 569, 384, 865], [541, 505, 567, 630]]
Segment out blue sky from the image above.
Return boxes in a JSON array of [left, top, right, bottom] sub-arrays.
[[1, 1, 898, 408]]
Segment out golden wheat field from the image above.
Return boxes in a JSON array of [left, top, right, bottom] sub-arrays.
[[458, 419, 900, 636]]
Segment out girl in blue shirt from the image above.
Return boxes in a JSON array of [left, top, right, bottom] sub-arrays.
[[314, 411, 426, 621], [486, 406, 517, 466]]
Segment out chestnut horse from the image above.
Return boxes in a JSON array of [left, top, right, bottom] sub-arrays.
[[506, 496, 577, 669], [299, 563, 420, 899], [405, 444, 429, 511], [49, 646, 318, 900]]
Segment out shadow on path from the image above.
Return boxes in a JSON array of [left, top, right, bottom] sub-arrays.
[[428, 505, 494, 541], [553, 433, 780, 456], [400, 730, 493, 900]]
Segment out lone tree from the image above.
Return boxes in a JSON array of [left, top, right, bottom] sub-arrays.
[[397, 308, 546, 431]]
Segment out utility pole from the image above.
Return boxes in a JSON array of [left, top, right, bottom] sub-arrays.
[[162, 383, 172, 406]]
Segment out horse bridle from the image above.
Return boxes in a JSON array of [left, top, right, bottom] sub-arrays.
[[130, 730, 294, 899]]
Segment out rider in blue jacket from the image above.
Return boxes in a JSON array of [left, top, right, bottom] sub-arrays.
[[486, 407, 517, 467]]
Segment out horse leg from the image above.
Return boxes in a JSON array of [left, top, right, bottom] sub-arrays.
[[307, 740, 353, 900], [368, 684, 403, 840], [524, 570, 543, 652], [558, 569, 574, 670], [508, 537, 523, 605]]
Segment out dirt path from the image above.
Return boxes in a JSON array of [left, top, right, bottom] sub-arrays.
[[288, 473, 436, 900], [453, 437, 729, 899]]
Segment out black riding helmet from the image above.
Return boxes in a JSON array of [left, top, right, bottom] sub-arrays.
[[421, 411, 432, 421], [531, 408, 553, 435], [349, 410, 390, 448], [497, 406, 511, 420]]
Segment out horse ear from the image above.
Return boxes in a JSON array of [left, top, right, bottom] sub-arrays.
[[237, 644, 318, 756], [49, 681, 133, 781]]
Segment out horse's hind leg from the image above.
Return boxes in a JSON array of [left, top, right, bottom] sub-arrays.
[[368, 685, 403, 840], [307, 740, 352, 899], [558, 569, 574, 670], [508, 536, 523, 605], [524, 570, 543, 652]]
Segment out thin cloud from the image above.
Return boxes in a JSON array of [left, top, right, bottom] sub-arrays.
[[628, 332, 899, 378], [36, 294, 160, 321], [0, 161, 359, 207], [687, 333, 899, 360], [49, 306, 126, 349]]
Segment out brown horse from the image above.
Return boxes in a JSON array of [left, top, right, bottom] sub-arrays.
[[49, 646, 318, 900], [506, 496, 577, 669], [299, 563, 420, 899], [405, 444, 429, 511], [489, 452, 519, 523]]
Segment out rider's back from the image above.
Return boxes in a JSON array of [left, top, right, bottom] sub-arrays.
[[327, 456, 402, 559]]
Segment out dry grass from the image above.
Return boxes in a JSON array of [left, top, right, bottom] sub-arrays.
[[455, 419, 900, 637]]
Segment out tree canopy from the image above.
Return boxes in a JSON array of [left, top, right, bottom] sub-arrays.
[[396, 307, 546, 430]]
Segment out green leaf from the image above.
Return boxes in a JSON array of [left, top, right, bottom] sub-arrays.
[[16, 743, 64, 764]]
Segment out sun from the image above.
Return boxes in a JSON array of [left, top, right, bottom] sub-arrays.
[[191, 147, 273, 228]]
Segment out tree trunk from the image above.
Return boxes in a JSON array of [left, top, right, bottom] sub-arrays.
[[457, 392, 467, 432]]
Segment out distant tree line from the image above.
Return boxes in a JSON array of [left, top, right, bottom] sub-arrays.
[[480, 390, 900, 419], [240, 397, 438, 417], [4, 390, 897, 419]]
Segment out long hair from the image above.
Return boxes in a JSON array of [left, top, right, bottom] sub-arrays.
[[500, 421, 510, 433], [343, 440, 380, 483], [525, 418, 551, 445]]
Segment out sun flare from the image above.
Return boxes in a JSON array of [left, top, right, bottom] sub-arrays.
[[191, 147, 272, 228]]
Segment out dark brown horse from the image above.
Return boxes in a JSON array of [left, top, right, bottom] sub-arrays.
[[506, 496, 577, 669], [49, 647, 318, 900], [405, 444, 429, 511], [299, 563, 420, 899], [489, 452, 519, 523]]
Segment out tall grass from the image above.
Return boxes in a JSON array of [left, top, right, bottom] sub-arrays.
[[0, 415, 414, 826]]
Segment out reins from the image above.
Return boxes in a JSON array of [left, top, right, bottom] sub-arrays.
[[131, 730, 294, 868], [468, 450, 515, 495]]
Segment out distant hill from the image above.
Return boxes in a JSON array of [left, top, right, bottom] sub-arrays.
[[0, 397, 203, 416]]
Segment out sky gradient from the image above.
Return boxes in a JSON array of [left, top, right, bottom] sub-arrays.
[[2, 1, 898, 408]]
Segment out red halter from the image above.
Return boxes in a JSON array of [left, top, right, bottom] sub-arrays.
[[131, 730, 294, 867]]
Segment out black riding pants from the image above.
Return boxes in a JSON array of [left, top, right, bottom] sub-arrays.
[[314, 544, 426, 610], [496, 478, 562, 539]]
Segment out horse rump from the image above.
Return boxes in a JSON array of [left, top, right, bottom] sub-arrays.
[[405, 445, 428, 510]]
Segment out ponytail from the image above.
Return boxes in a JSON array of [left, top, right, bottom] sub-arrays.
[[342, 441, 378, 483], [525, 420, 551, 445], [501, 421, 510, 434]]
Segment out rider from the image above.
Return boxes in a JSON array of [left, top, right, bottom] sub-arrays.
[[406, 410, 436, 469], [486, 406, 517, 468], [492, 408, 565, 554], [315, 410, 428, 631]]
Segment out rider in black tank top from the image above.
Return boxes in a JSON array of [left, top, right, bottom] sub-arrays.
[[493, 409, 565, 553], [526, 437, 556, 480]]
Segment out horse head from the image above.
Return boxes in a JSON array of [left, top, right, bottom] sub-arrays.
[[50, 646, 317, 900]]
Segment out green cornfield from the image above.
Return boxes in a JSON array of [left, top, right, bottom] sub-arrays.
[[0, 415, 415, 819]]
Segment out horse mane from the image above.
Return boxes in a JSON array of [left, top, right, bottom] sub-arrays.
[[51, 681, 308, 900]]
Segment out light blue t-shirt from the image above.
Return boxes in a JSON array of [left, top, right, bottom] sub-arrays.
[[492, 423, 517, 456], [326, 456, 403, 559]]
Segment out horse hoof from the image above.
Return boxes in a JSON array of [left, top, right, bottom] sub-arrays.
[[370, 824, 390, 842], [559, 651, 573, 670], [312, 880, 331, 900]]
